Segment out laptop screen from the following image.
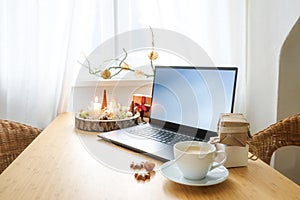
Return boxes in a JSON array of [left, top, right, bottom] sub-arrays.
[[150, 66, 238, 132]]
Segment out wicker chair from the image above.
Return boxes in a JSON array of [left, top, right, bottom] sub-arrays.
[[248, 113, 300, 164], [0, 120, 41, 174]]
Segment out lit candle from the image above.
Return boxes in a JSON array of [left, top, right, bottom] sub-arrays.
[[93, 96, 101, 111]]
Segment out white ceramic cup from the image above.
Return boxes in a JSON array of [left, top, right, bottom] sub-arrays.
[[174, 141, 226, 180]]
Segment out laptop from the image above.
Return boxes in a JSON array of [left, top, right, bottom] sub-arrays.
[[98, 66, 238, 161]]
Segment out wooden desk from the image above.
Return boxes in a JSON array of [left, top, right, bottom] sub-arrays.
[[0, 113, 299, 200]]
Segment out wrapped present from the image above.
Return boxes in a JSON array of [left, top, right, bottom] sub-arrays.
[[218, 113, 250, 146], [215, 143, 249, 168], [132, 94, 152, 118]]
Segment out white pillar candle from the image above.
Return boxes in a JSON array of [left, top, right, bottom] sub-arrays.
[[93, 96, 101, 111]]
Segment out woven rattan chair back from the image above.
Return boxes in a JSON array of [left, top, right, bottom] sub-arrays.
[[248, 113, 300, 164], [0, 120, 41, 174]]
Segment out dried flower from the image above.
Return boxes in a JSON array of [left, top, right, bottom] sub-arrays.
[[135, 69, 145, 77], [148, 51, 158, 60], [121, 62, 131, 70], [101, 69, 111, 79]]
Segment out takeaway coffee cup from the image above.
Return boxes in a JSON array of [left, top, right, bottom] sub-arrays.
[[174, 141, 226, 180]]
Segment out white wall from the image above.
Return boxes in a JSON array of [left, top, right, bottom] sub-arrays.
[[246, 0, 300, 133], [277, 17, 300, 121]]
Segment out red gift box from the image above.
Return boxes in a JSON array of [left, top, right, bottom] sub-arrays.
[[132, 94, 152, 118]]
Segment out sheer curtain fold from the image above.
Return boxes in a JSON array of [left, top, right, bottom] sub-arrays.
[[0, 0, 100, 128], [0, 0, 246, 129]]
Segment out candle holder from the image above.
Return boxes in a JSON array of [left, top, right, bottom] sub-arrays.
[[75, 89, 140, 132], [75, 112, 139, 132]]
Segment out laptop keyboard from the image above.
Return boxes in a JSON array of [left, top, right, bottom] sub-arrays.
[[125, 126, 201, 145]]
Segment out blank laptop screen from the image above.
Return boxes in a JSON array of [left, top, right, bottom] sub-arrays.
[[150, 66, 238, 132]]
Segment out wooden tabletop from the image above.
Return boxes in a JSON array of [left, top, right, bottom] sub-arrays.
[[0, 112, 299, 200]]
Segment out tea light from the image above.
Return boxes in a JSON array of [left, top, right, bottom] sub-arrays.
[[93, 96, 101, 111]]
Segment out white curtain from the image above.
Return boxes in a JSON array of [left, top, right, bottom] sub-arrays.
[[0, 0, 246, 129], [0, 0, 103, 128]]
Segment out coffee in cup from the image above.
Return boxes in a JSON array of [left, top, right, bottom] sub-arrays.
[[174, 141, 226, 180]]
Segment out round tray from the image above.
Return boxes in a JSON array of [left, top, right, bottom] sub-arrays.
[[75, 113, 140, 132]]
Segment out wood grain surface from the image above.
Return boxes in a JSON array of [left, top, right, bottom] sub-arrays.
[[0, 112, 299, 200]]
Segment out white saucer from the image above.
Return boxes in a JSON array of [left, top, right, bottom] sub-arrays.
[[160, 160, 229, 186]]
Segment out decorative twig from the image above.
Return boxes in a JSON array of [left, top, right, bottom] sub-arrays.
[[109, 48, 128, 78], [148, 26, 158, 72], [150, 26, 155, 72], [78, 27, 158, 79]]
